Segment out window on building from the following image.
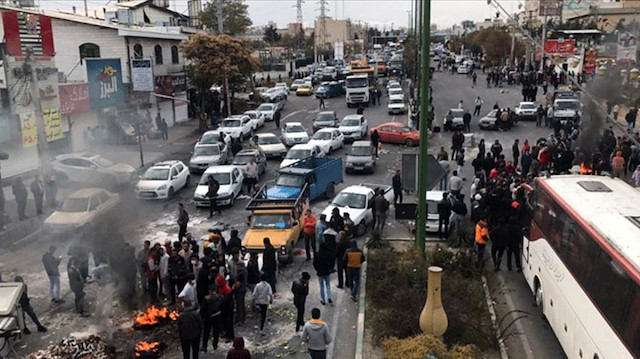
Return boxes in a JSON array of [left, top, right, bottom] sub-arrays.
[[79, 43, 100, 63], [171, 45, 179, 64], [154, 45, 163, 65], [133, 44, 143, 59]]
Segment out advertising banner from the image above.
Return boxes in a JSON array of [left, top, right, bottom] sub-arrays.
[[86, 58, 125, 110], [132, 59, 154, 92], [19, 109, 63, 147], [155, 75, 187, 99], [617, 32, 637, 64], [583, 48, 597, 74], [59, 83, 90, 115], [1, 11, 55, 58], [545, 39, 576, 55]]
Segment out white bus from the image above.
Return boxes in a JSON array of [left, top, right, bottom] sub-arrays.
[[523, 175, 640, 359]]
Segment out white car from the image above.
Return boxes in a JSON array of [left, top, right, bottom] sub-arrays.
[[388, 95, 407, 114], [280, 144, 324, 168], [282, 122, 310, 147], [243, 110, 265, 130], [44, 188, 119, 232], [457, 65, 471, 74], [386, 81, 401, 92], [515, 101, 537, 121], [388, 88, 404, 97], [274, 82, 290, 93], [338, 115, 368, 141], [136, 160, 191, 199], [220, 116, 253, 140], [189, 143, 229, 173], [194, 166, 244, 207], [290, 79, 305, 91], [257, 103, 277, 121], [52, 153, 135, 187], [444, 108, 465, 131], [256, 133, 287, 158], [478, 109, 499, 130], [198, 130, 231, 147], [308, 128, 344, 155]]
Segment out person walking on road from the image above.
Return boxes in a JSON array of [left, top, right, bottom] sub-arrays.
[[471, 72, 477, 87], [392, 169, 403, 204], [344, 240, 365, 302], [177, 203, 190, 241], [451, 131, 464, 159], [30, 175, 44, 215], [252, 273, 273, 331], [371, 130, 380, 158], [244, 158, 259, 195], [12, 177, 27, 220], [455, 149, 465, 180], [373, 190, 390, 232], [512, 139, 520, 165], [200, 282, 223, 353], [302, 209, 317, 260], [177, 300, 203, 359], [262, 238, 277, 294], [376, 88, 382, 105], [473, 96, 483, 116], [161, 118, 169, 140], [301, 308, 332, 359], [490, 218, 507, 271], [14, 276, 47, 334], [315, 214, 327, 250], [232, 261, 248, 325], [68, 257, 89, 317], [313, 242, 333, 306], [506, 217, 523, 272], [42, 245, 63, 303], [206, 175, 220, 218], [274, 110, 281, 129], [319, 97, 325, 109], [291, 272, 310, 332]]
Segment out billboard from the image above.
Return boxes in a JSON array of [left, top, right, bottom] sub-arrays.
[[583, 49, 597, 74], [155, 75, 187, 97], [1, 11, 55, 58], [59, 83, 90, 115], [545, 39, 576, 55], [539, 0, 562, 16], [19, 109, 63, 147], [86, 58, 125, 110], [617, 32, 637, 64], [131, 59, 154, 92]]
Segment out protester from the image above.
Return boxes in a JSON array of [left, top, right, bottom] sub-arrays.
[[14, 276, 47, 334], [302, 209, 317, 260], [301, 308, 332, 359], [392, 169, 403, 204], [178, 300, 203, 359], [291, 272, 310, 332], [252, 273, 273, 331], [177, 203, 190, 241], [30, 175, 44, 215], [201, 282, 223, 353], [42, 245, 63, 303], [313, 243, 333, 306], [335, 231, 350, 289], [344, 240, 365, 301], [262, 237, 277, 293], [12, 177, 27, 220], [226, 336, 252, 359]]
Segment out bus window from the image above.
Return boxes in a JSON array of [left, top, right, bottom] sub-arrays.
[[623, 285, 640, 356]]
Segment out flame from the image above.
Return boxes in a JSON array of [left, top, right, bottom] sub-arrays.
[[134, 305, 179, 326], [135, 341, 161, 357], [580, 162, 593, 175]]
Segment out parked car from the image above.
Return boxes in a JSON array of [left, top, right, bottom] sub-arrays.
[[290, 79, 305, 91], [220, 116, 253, 140], [296, 84, 314, 96], [338, 114, 368, 141], [136, 160, 191, 199], [257, 103, 277, 121], [194, 166, 244, 207], [243, 110, 265, 130], [345, 141, 376, 173], [44, 188, 119, 232], [321, 184, 393, 236], [478, 109, 499, 130], [425, 190, 445, 233], [370, 122, 420, 146], [388, 88, 404, 97], [52, 153, 135, 187], [281, 122, 310, 147], [274, 82, 290, 94], [313, 111, 339, 131], [515, 101, 537, 121], [189, 143, 228, 173], [443, 108, 464, 131], [280, 144, 324, 168], [256, 133, 287, 158], [196, 130, 231, 157], [308, 128, 344, 155], [387, 94, 407, 114], [232, 149, 267, 178]]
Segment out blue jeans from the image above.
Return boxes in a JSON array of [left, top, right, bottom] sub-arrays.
[[48, 275, 61, 301], [348, 268, 361, 298], [439, 176, 448, 191], [318, 275, 332, 302]]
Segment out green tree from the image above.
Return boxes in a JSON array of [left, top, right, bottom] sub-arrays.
[[473, 27, 524, 67], [263, 24, 281, 45], [200, 0, 252, 36]]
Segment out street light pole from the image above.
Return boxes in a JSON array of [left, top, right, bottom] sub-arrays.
[[25, 48, 52, 175], [416, 0, 431, 254]]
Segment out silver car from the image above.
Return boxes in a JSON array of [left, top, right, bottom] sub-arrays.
[[313, 111, 338, 132], [189, 143, 228, 173], [52, 153, 135, 187], [345, 141, 376, 173]]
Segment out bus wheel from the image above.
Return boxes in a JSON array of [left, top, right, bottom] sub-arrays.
[[534, 278, 544, 311]]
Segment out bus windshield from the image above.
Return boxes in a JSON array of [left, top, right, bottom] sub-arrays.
[[346, 77, 368, 88]]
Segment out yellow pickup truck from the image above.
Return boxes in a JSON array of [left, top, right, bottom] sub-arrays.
[[242, 183, 308, 264]]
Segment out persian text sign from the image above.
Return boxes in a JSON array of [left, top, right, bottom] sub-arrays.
[[19, 109, 63, 147], [545, 39, 576, 55], [86, 58, 124, 110], [584, 49, 597, 74], [132, 59, 154, 92], [59, 83, 90, 115]]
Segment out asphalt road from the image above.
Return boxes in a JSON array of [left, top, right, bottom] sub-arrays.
[[1, 69, 565, 359]]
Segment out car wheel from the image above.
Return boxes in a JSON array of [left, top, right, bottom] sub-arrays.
[[168, 187, 174, 199], [328, 147, 333, 155], [405, 139, 414, 146], [185, 175, 191, 188], [229, 194, 235, 207], [326, 182, 336, 198], [356, 221, 367, 237], [250, 129, 254, 138]]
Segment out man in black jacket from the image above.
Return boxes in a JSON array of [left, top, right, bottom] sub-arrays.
[[42, 245, 62, 303], [437, 192, 451, 239], [200, 283, 223, 353], [291, 272, 310, 332], [227, 229, 242, 254], [177, 203, 189, 241], [335, 231, 351, 289], [14, 276, 47, 334], [262, 238, 277, 293], [491, 218, 508, 271], [506, 217, 523, 271], [12, 176, 27, 220], [206, 176, 220, 218], [246, 252, 260, 293], [177, 300, 203, 358], [313, 243, 333, 305], [392, 170, 403, 204]]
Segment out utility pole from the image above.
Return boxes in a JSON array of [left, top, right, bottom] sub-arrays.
[[216, 0, 231, 117], [540, 13, 547, 72], [84, 0, 88, 17], [416, 0, 431, 254], [25, 48, 52, 175]]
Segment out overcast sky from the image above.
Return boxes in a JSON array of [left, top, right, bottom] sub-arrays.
[[40, 0, 514, 28]]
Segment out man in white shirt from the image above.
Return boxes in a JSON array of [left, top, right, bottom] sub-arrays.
[[449, 170, 463, 195], [178, 273, 197, 307], [245, 158, 259, 195]]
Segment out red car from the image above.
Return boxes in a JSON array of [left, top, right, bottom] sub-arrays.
[[370, 122, 420, 146]]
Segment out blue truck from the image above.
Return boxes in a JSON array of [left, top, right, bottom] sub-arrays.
[[315, 82, 343, 99], [266, 157, 343, 201]]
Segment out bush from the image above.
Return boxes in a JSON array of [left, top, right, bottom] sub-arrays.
[[380, 334, 480, 359], [366, 229, 387, 249]]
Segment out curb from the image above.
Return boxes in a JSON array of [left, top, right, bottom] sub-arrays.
[[354, 245, 368, 359], [481, 275, 509, 359]]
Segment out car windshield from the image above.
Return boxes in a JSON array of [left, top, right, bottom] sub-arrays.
[[342, 119, 360, 127], [299, 85, 312, 90], [389, 89, 403, 95], [520, 104, 536, 109], [244, 112, 257, 119], [350, 146, 371, 156], [199, 173, 231, 185], [346, 77, 368, 88], [285, 149, 310, 159], [257, 104, 274, 111], [142, 168, 169, 180], [194, 146, 220, 156], [258, 136, 280, 145], [250, 214, 291, 229], [313, 131, 332, 140], [58, 198, 88, 212], [389, 83, 400, 88], [451, 110, 464, 117], [487, 110, 498, 118], [223, 120, 241, 127], [232, 154, 255, 165], [200, 132, 222, 144], [276, 174, 304, 187], [316, 113, 334, 122], [286, 125, 306, 133], [390, 98, 404, 104], [331, 192, 366, 209], [555, 102, 578, 111], [92, 157, 114, 167]]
